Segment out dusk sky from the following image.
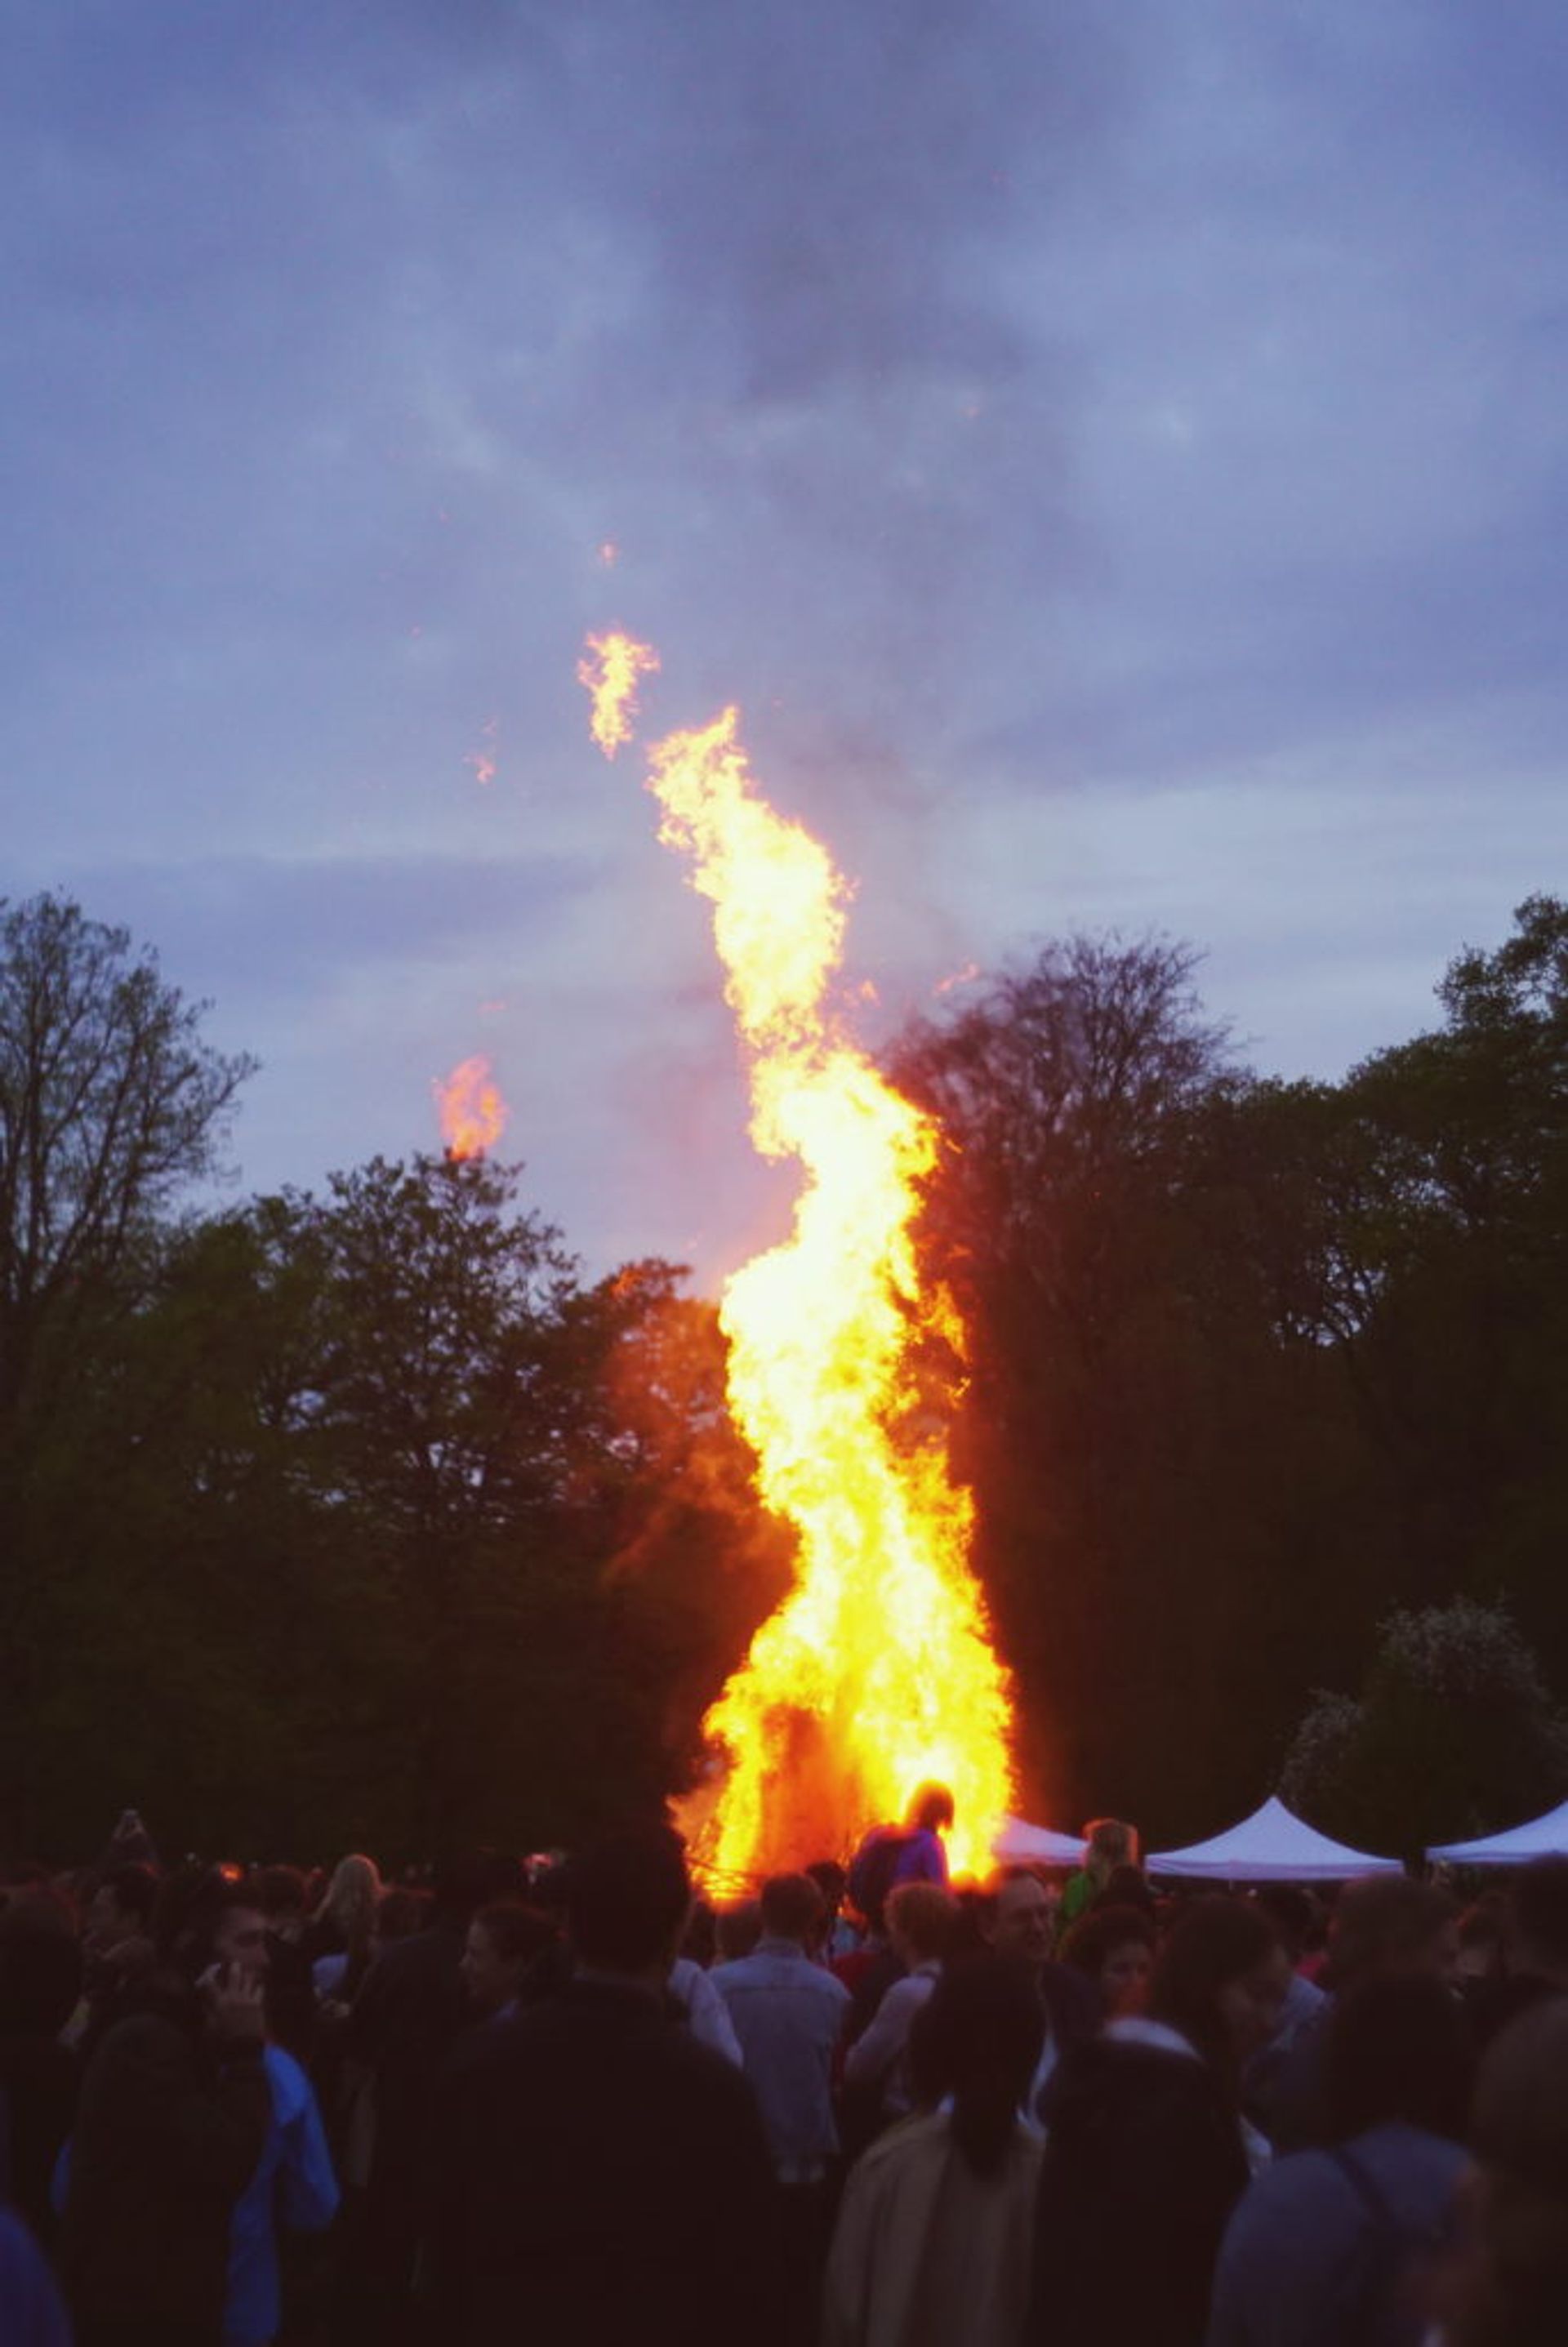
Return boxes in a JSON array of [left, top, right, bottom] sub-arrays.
[[6, 2, 1566, 1285]]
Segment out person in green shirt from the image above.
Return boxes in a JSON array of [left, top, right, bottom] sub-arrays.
[[1059, 1818, 1141, 1929]]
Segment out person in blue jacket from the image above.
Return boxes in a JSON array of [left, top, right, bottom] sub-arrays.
[[223, 2039, 339, 2347], [0, 2202, 71, 2347], [1206, 1973, 1472, 2347]]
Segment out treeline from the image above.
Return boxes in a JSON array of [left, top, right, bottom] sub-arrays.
[[1, 891, 1565, 1863], [894, 902, 1568, 1855]]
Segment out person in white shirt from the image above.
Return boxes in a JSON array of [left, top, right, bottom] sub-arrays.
[[844, 1882, 956, 2127]]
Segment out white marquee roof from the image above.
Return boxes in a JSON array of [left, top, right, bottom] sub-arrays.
[[1147, 1796, 1404, 1882], [991, 1815, 1085, 1868], [1428, 1797, 1568, 1868]]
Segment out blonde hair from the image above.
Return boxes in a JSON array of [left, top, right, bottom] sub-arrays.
[[317, 1853, 382, 1951], [1085, 1819, 1138, 1874], [887, 1881, 956, 1963]]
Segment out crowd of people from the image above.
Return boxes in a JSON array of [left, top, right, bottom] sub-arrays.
[[2, 1792, 1568, 2345]]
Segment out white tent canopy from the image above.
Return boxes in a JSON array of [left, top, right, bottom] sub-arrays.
[[1428, 1797, 1568, 1868], [1147, 1796, 1404, 1883], [991, 1815, 1084, 1868]]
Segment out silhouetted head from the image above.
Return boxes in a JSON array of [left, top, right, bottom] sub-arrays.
[[760, 1873, 826, 1946], [1325, 1973, 1473, 2144], [87, 1863, 159, 1957], [154, 1864, 270, 1987], [911, 1956, 1045, 2176], [981, 1867, 1054, 1971], [907, 1784, 956, 1836], [1150, 1895, 1288, 2091], [1060, 1902, 1156, 2015], [1327, 1877, 1458, 1995], [461, 1901, 559, 2016], [566, 1827, 690, 1980], [0, 1897, 82, 2037], [1082, 1818, 1138, 1877], [887, 1881, 956, 1967], [806, 1859, 847, 1915]]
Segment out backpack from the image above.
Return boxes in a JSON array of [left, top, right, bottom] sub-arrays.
[[1327, 2144, 1451, 2347], [847, 1828, 911, 1926]]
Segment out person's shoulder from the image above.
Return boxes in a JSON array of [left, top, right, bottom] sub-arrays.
[[1051, 2031, 1224, 2135], [1348, 2122, 1469, 2198], [626, 2009, 762, 2120], [858, 2107, 947, 2171], [1231, 2144, 1343, 2213], [708, 1955, 755, 1988]]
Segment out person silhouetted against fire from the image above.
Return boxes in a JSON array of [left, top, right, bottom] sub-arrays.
[[847, 1785, 956, 1940], [897, 1783, 956, 1887], [840, 1786, 958, 2088]]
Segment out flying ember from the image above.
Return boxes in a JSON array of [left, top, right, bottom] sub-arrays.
[[582, 633, 1015, 1882], [434, 1053, 508, 1160]]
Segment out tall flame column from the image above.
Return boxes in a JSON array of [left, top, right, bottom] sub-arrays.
[[584, 638, 1015, 1882]]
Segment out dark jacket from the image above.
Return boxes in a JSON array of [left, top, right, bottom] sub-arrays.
[[1040, 1958, 1103, 2062], [1031, 2033, 1251, 2347], [0, 2033, 77, 2250], [61, 1986, 270, 2347], [427, 1975, 784, 2347], [347, 1920, 470, 2176], [1464, 1971, 1565, 2055]]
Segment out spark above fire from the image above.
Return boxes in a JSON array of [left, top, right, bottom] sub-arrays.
[[577, 630, 660, 759], [581, 632, 1016, 1882]]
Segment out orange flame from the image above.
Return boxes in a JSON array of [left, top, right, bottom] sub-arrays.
[[577, 630, 660, 759], [434, 1054, 507, 1160], [590, 638, 1016, 1882]]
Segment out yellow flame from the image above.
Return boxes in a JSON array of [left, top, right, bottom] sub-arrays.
[[590, 636, 1015, 1882], [577, 630, 660, 759], [434, 1053, 507, 1160]]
